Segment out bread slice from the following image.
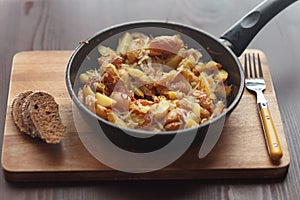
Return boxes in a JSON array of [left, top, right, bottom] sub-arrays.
[[22, 91, 66, 144], [11, 90, 33, 133]]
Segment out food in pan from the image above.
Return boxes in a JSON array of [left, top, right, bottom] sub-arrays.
[[12, 90, 66, 144], [78, 32, 232, 131]]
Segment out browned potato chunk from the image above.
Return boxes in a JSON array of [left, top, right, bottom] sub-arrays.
[[165, 109, 182, 124], [165, 122, 182, 131], [166, 55, 183, 69], [95, 104, 108, 119]]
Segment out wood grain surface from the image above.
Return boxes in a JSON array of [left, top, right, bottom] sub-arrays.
[[1, 50, 289, 182], [1, 0, 300, 200]]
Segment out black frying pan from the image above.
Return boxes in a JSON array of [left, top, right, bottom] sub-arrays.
[[66, 0, 297, 154]]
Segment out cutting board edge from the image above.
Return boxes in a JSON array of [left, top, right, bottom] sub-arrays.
[[2, 166, 289, 182]]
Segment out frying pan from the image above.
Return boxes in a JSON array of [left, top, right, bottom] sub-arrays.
[[66, 0, 297, 157]]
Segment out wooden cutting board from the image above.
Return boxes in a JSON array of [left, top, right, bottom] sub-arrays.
[[1, 50, 290, 182]]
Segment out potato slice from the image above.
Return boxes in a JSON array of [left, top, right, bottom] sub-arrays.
[[98, 45, 116, 57], [167, 91, 183, 100], [134, 87, 144, 98], [79, 73, 91, 84], [116, 32, 133, 55], [95, 104, 108, 119], [199, 72, 216, 100], [83, 85, 95, 97], [151, 99, 169, 118], [95, 92, 116, 108], [126, 68, 150, 82], [215, 69, 228, 82], [166, 55, 183, 69], [107, 111, 126, 127], [205, 60, 222, 70], [192, 103, 201, 118], [185, 118, 198, 128]]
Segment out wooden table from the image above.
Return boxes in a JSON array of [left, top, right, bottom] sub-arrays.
[[1, 0, 300, 199]]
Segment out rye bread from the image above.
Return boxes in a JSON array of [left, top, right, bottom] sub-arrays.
[[11, 90, 33, 133], [21, 91, 66, 144]]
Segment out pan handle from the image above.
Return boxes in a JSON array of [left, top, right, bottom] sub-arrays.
[[220, 0, 298, 56]]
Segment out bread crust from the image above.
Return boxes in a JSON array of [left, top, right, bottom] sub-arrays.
[[11, 90, 33, 133]]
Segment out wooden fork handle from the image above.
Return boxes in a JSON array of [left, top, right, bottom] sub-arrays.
[[259, 106, 283, 161]]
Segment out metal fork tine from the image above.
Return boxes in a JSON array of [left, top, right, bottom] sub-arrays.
[[244, 54, 248, 78], [253, 53, 258, 78], [257, 53, 263, 78], [248, 53, 253, 78]]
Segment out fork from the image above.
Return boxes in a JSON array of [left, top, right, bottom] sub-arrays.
[[244, 53, 283, 161]]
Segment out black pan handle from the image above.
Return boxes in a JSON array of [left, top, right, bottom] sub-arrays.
[[220, 0, 298, 56]]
